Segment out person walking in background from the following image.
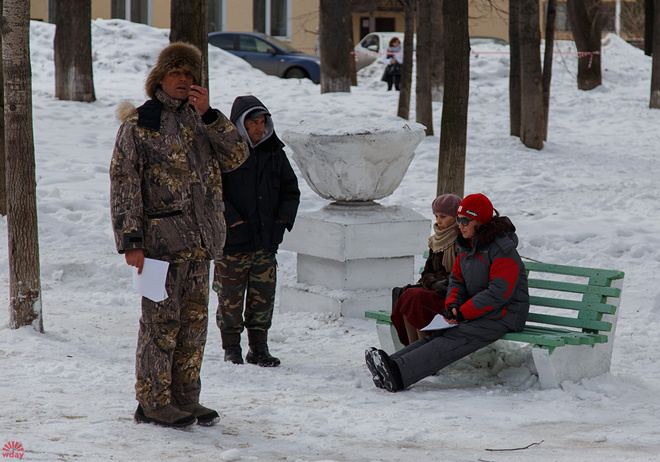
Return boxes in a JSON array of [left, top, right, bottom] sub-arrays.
[[390, 194, 462, 346], [213, 95, 300, 368], [381, 37, 403, 91], [110, 42, 249, 428], [366, 194, 529, 392]]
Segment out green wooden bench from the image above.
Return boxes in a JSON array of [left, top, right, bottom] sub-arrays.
[[365, 259, 625, 389]]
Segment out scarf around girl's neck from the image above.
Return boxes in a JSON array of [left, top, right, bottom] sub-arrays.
[[428, 222, 460, 272]]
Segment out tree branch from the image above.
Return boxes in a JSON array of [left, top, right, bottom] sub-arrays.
[[485, 440, 544, 452]]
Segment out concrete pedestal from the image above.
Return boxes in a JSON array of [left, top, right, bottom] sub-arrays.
[[279, 202, 430, 318]]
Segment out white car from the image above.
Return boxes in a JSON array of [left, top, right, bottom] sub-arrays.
[[354, 32, 410, 71], [354, 32, 509, 71]]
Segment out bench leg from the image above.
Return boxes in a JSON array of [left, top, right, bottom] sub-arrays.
[[375, 322, 404, 355], [532, 343, 613, 389]]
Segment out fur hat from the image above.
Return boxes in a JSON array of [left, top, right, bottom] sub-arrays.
[[431, 194, 462, 217], [145, 42, 202, 99], [457, 193, 493, 224]]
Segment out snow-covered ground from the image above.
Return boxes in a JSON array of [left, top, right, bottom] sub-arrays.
[[1, 19, 659, 461]]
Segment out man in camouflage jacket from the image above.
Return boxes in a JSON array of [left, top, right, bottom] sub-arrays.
[[110, 42, 248, 428]]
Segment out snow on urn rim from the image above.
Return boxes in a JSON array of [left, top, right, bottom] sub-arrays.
[[282, 116, 426, 203]]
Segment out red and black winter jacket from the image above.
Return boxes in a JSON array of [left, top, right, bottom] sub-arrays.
[[445, 218, 529, 332]]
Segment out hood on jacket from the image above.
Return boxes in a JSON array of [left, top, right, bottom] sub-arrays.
[[117, 102, 137, 122], [230, 95, 275, 148], [457, 216, 519, 254]]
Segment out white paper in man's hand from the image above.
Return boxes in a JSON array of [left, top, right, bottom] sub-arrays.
[[421, 314, 458, 331], [132, 258, 169, 302]]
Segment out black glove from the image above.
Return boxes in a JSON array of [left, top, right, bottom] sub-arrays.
[[443, 305, 465, 322], [454, 309, 465, 323]]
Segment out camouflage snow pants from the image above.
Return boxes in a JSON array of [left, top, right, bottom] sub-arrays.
[[135, 260, 210, 409], [213, 250, 276, 334]]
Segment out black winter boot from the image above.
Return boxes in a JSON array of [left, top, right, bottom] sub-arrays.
[[365, 347, 404, 392], [245, 330, 280, 367], [221, 331, 243, 365]]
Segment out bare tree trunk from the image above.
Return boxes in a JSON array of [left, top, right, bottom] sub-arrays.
[[519, 0, 544, 150], [651, 0, 660, 108], [437, 0, 469, 197], [320, 0, 352, 93], [397, 0, 415, 119], [54, 0, 96, 102], [645, 0, 653, 56], [0, 0, 6, 217], [170, 0, 209, 89], [431, 0, 445, 102], [509, 0, 521, 137], [567, 0, 603, 90], [2, 0, 44, 332], [542, 0, 557, 140], [350, 34, 358, 86], [416, 0, 433, 135]]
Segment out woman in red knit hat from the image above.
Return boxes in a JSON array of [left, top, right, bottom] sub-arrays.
[[366, 193, 530, 392], [390, 194, 462, 346]]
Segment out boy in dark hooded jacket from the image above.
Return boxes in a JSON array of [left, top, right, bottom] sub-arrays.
[[213, 95, 300, 367]]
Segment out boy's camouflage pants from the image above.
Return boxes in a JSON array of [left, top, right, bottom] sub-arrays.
[[135, 260, 210, 409], [213, 250, 276, 334]]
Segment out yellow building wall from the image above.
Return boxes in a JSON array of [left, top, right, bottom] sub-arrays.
[[469, 0, 509, 40], [152, 0, 171, 28], [92, 1, 110, 20], [30, 0, 49, 22], [225, 0, 254, 32], [291, 0, 319, 52]]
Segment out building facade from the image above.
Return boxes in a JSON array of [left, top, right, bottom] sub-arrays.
[[30, 1, 641, 54]]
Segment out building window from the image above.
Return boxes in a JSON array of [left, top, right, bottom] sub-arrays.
[[131, 0, 149, 24], [209, 0, 225, 32], [599, 2, 616, 33], [553, 1, 621, 34], [111, 0, 151, 24], [270, 0, 288, 37], [111, 0, 126, 19], [253, 0, 290, 38], [555, 2, 570, 32], [48, 0, 57, 23]]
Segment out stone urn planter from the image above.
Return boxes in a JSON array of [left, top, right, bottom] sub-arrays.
[[279, 116, 430, 318], [281, 115, 426, 203]]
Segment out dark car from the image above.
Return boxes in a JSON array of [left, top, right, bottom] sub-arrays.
[[208, 31, 320, 84]]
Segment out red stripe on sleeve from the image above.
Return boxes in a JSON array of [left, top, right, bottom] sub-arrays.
[[451, 254, 464, 282], [489, 257, 520, 298], [445, 255, 464, 307]]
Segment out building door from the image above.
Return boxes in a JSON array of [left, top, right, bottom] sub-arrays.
[[359, 17, 395, 40]]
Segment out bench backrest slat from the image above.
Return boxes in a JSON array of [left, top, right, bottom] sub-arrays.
[[524, 261, 624, 337], [529, 295, 616, 314], [528, 279, 621, 298], [526, 312, 612, 331], [523, 261, 624, 283]]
